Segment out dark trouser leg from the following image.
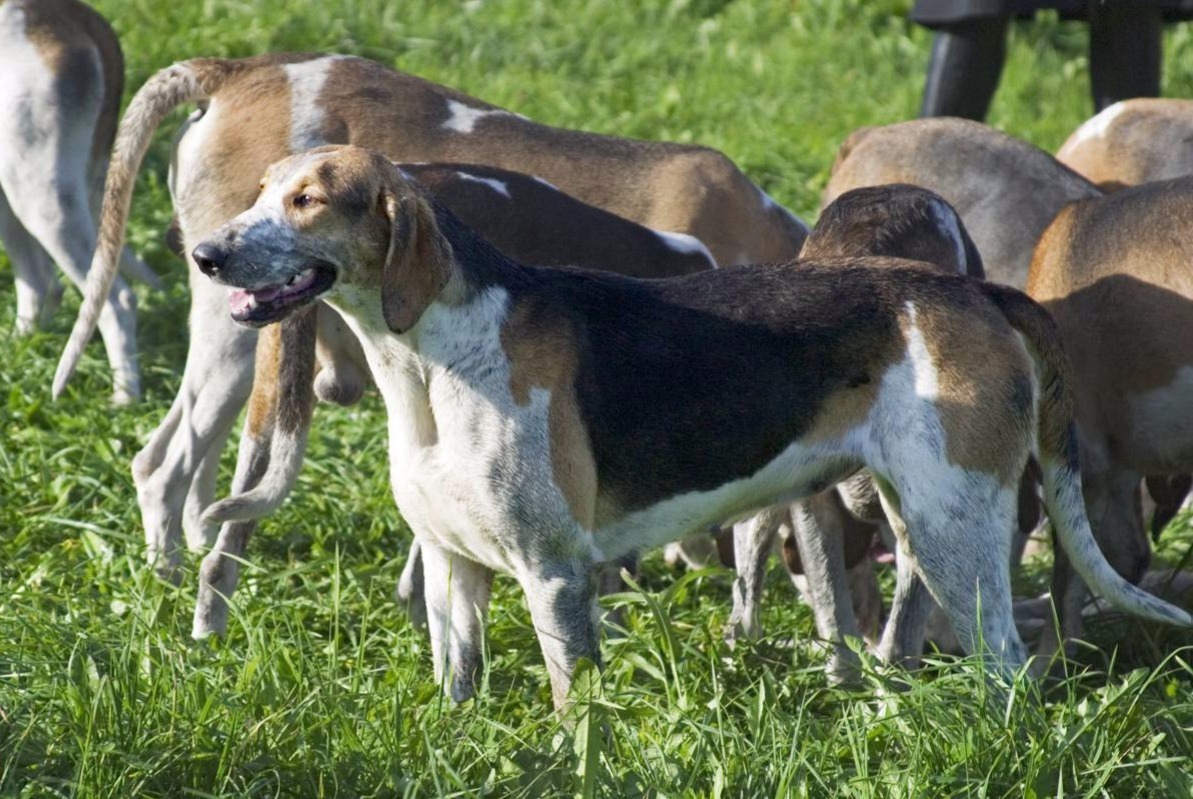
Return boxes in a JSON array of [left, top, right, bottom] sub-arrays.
[[1088, 3, 1162, 112], [919, 17, 1010, 121]]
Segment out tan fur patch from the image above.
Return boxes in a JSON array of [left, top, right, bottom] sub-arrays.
[[1056, 99, 1193, 190], [180, 64, 297, 240], [380, 187, 451, 334], [1028, 182, 1193, 471], [500, 299, 597, 529], [909, 302, 1034, 484]]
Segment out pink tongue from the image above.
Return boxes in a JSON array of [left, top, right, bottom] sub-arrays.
[[229, 290, 254, 315], [254, 285, 283, 302]]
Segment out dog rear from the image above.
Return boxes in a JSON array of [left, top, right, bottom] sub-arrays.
[[1056, 99, 1193, 191], [823, 118, 1099, 289], [0, 0, 155, 402]]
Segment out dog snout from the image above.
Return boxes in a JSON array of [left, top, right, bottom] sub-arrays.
[[192, 242, 229, 277]]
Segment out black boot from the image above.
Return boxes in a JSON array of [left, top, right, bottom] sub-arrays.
[[919, 16, 1010, 121], [1088, 2, 1162, 112]]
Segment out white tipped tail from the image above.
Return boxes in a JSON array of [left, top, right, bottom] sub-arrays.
[[984, 282, 1193, 629], [1043, 459, 1192, 627]]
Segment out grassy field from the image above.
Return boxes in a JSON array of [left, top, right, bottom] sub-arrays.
[[4, 0, 1193, 795]]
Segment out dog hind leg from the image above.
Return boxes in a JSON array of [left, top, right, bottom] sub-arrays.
[[876, 473, 1026, 675], [726, 505, 785, 644], [790, 492, 868, 681], [136, 317, 254, 579], [0, 190, 60, 335]]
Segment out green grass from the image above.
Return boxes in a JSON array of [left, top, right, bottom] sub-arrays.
[[4, 0, 1193, 795]]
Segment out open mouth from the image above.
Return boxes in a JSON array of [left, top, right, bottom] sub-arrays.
[[228, 264, 336, 326]]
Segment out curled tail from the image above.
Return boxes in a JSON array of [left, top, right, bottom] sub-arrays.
[[53, 58, 245, 399], [203, 308, 317, 524], [984, 283, 1193, 628]]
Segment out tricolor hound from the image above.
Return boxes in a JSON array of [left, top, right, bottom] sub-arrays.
[[192, 146, 1190, 708]]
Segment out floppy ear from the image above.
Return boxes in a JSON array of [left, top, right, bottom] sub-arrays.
[[380, 185, 452, 334]]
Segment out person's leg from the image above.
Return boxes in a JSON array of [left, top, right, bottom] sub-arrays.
[[1088, 3, 1162, 112], [920, 17, 1011, 121]]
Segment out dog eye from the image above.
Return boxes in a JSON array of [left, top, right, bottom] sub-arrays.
[[293, 194, 315, 208]]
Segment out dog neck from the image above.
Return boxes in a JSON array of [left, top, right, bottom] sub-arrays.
[[431, 201, 536, 302]]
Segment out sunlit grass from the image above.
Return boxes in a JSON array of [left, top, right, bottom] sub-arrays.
[[3, 0, 1193, 795]]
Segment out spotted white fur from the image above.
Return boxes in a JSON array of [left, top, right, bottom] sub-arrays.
[[283, 56, 346, 151], [442, 98, 521, 134], [168, 106, 208, 201], [903, 302, 939, 401], [1066, 101, 1127, 148], [863, 331, 1024, 660], [454, 170, 511, 198], [603, 435, 861, 561]]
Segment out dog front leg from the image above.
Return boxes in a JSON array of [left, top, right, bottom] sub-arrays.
[[135, 298, 255, 579], [725, 505, 786, 644], [519, 555, 601, 712], [790, 492, 866, 683], [0, 191, 59, 335], [419, 540, 494, 703]]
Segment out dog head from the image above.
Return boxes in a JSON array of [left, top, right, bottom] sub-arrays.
[[192, 144, 452, 333], [803, 184, 985, 279]]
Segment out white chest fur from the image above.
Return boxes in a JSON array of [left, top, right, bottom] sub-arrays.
[[331, 287, 588, 575]]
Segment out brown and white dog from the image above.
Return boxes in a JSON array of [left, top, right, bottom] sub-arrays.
[[51, 54, 807, 583], [190, 160, 714, 637], [727, 184, 988, 680], [0, 0, 156, 404], [828, 117, 1191, 658], [1056, 99, 1193, 192], [1056, 100, 1193, 537], [192, 146, 1190, 708], [1028, 176, 1193, 661], [823, 117, 1101, 290]]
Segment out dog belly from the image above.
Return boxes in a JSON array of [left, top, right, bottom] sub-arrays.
[[593, 441, 859, 562]]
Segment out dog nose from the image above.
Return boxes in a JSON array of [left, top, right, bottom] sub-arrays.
[[192, 243, 227, 276]]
